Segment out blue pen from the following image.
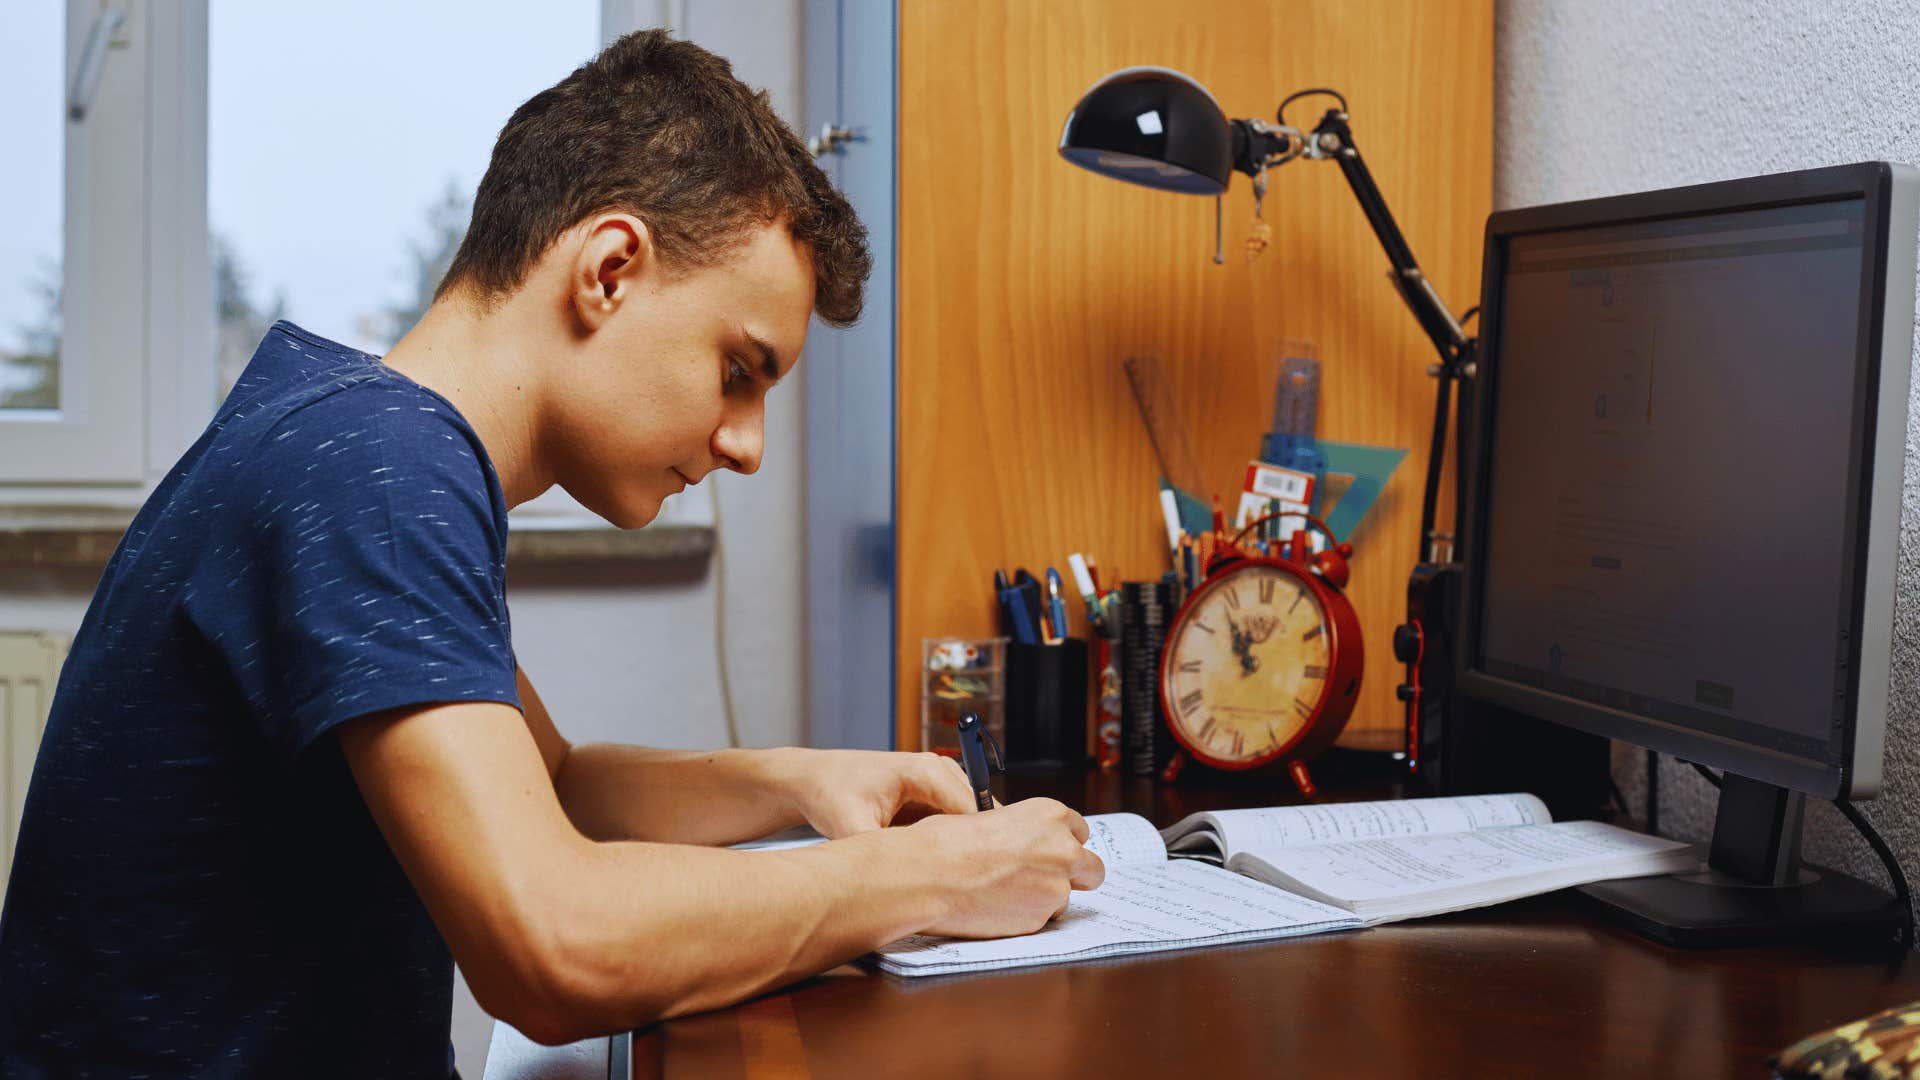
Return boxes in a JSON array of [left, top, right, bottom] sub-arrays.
[[1045, 567, 1068, 642], [956, 712, 1000, 811], [999, 585, 1039, 644]]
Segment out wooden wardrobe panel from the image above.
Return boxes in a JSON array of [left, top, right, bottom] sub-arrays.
[[896, 0, 1494, 752]]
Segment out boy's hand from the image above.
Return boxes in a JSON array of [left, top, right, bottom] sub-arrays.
[[904, 798, 1107, 938], [774, 748, 980, 838]]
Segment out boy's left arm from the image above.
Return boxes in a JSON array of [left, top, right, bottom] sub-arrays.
[[517, 667, 977, 845]]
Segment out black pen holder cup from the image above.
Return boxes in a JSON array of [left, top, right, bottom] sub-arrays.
[[1002, 639, 1090, 770]]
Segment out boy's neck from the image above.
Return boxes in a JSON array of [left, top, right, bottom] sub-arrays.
[[382, 291, 556, 509]]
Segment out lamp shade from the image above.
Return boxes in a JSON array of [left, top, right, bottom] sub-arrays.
[[1058, 66, 1232, 195]]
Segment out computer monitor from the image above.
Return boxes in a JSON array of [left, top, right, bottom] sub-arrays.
[[1455, 161, 1918, 945]]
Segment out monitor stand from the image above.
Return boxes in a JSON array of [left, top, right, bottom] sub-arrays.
[[1575, 773, 1906, 948]]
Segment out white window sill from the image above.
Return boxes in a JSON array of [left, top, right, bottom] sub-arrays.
[[0, 502, 714, 569]]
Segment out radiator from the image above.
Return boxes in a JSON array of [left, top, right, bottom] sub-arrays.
[[0, 631, 66, 896]]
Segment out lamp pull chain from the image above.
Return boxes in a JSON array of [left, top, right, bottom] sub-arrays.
[[1247, 164, 1273, 263], [1212, 195, 1225, 265]]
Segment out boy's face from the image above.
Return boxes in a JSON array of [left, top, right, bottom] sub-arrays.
[[549, 221, 815, 528]]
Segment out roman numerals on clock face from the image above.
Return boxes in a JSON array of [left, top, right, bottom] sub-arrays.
[[1162, 565, 1333, 765]]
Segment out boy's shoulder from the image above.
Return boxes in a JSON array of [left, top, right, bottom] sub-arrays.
[[224, 322, 459, 435], [217, 322, 498, 488], [181, 322, 509, 549]]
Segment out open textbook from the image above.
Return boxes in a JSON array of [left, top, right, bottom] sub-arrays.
[[857, 794, 1695, 977]]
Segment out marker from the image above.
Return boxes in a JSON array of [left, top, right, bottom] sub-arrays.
[[1068, 553, 1098, 605], [1159, 489, 1183, 553]]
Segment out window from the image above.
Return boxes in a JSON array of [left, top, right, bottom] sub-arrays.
[[1, 2, 701, 530], [207, 1, 599, 395], [0, 2, 207, 488], [0, 5, 63, 414]]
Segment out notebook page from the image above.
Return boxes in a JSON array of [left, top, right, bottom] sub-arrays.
[[875, 861, 1361, 976], [1240, 820, 1693, 908], [1084, 813, 1170, 867], [1172, 793, 1552, 861]]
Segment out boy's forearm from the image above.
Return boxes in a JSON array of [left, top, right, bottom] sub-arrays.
[[553, 743, 811, 845], [528, 825, 947, 1039]]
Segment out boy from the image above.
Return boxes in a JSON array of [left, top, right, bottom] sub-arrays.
[[0, 30, 1103, 1077]]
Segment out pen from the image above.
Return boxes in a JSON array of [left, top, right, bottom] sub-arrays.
[[1045, 567, 1068, 643], [1001, 587, 1038, 644], [1013, 569, 1045, 642], [957, 712, 999, 811]]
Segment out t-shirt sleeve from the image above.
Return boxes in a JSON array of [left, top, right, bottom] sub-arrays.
[[184, 387, 520, 756]]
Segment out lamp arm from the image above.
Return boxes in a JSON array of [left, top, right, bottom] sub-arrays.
[[1230, 104, 1477, 559], [1305, 109, 1470, 367], [1305, 109, 1476, 559]]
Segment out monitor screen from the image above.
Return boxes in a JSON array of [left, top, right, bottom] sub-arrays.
[[1473, 197, 1868, 771]]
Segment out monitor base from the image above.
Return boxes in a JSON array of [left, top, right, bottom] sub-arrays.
[[1575, 863, 1905, 949]]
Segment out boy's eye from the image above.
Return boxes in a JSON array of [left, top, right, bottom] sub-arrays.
[[725, 358, 748, 386]]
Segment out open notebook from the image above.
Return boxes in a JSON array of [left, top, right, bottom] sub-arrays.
[[740, 794, 1695, 978]]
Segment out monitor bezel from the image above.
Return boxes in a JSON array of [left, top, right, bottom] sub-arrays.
[[1455, 162, 1915, 801]]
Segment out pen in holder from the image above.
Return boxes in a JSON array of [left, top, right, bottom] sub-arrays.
[[1002, 638, 1090, 770]]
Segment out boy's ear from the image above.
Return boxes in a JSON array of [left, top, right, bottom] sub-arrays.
[[570, 213, 655, 331]]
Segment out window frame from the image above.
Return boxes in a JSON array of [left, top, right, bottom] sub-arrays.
[[0, 0, 210, 495]]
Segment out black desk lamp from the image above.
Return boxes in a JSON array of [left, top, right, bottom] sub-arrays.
[[1059, 66, 1474, 562]]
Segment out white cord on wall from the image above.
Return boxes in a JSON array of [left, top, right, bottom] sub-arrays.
[[709, 479, 744, 749]]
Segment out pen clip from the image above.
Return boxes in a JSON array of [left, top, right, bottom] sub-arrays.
[[981, 723, 1005, 772]]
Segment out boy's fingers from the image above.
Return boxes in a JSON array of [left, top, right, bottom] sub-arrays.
[[1071, 849, 1106, 891], [915, 752, 978, 815]]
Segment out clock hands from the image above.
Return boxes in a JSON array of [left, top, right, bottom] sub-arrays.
[[1225, 610, 1259, 676]]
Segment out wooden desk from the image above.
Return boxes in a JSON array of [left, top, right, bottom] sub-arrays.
[[496, 764, 1920, 1079]]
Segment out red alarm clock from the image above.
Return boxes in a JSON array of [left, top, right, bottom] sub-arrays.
[[1158, 513, 1363, 796]]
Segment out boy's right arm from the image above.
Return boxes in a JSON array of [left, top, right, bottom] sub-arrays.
[[338, 699, 1103, 1045]]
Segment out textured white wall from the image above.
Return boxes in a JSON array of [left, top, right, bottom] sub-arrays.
[[1497, 0, 1920, 915]]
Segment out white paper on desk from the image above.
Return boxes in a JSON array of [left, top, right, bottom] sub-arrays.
[[1163, 793, 1552, 860], [1243, 820, 1695, 913], [873, 861, 1361, 976]]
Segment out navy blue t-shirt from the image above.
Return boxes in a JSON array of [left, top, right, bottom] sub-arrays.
[[0, 323, 521, 1077]]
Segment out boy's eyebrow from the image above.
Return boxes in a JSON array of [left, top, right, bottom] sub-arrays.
[[744, 331, 785, 385]]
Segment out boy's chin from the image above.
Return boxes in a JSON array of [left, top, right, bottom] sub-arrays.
[[605, 498, 664, 531], [563, 483, 663, 531]]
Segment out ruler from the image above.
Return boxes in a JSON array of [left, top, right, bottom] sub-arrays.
[[1122, 356, 1207, 496], [1272, 353, 1320, 437]]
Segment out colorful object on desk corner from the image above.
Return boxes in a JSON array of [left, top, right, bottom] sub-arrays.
[[1771, 999, 1920, 1079], [1158, 511, 1363, 797]]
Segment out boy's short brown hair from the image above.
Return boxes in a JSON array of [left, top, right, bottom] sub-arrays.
[[440, 29, 869, 326]]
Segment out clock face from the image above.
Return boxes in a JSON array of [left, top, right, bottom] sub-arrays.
[[1163, 564, 1331, 767]]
